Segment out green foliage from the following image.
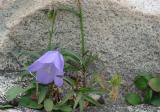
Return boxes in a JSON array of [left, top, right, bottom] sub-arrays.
[[58, 91, 74, 105], [77, 0, 85, 57], [93, 73, 106, 89], [110, 73, 122, 87], [0, 105, 13, 109], [83, 95, 100, 106], [73, 93, 82, 110], [44, 99, 54, 112], [137, 72, 153, 81], [149, 78, 160, 92], [125, 72, 160, 106], [109, 73, 122, 102], [62, 49, 82, 72], [47, 9, 57, 50], [5, 84, 35, 101], [79, 98, 84, 112], [58, 105, 72, 112], [38, 86, 48, 104], [72, 87, 101, 112], [1, 0, 115, 112], [125, 93, 141, 105], [151, 97, 160, 106], [64, 77, 76, 88], [143, 89, 152, 103], [134, 76, 148, 90], [5, 86, 24, 101], [19, 96, 43, 109]]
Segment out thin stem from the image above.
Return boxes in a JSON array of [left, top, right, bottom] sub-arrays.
[[77, 0, 87, 87], [48, 10, 57, 50], [77, 0, 85, 57], [49, 84, 54, 98], [83, 70, 86, 87], [36, 82, 39, 97], [29, 72, 36, 78]]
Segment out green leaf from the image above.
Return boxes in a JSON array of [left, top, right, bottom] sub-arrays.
[[143, 75, 153, 81], [144, 89, 152, 103], [84, 95, 100, 106], [58, 91, 74, 105], [19, 96, 43, 109], [73, 93, 82, 110], [137, 72, 153, 81], [0, 104, 13, 109], [24, 83, 35, 92], [151, 97, 160, 106], [5, 86, 25, 101], [38, 86, 48, 104], [48, 10, 56, 20], [93, 74, 106, 89], [110, 73, 122, 87], [149, 78, 160, 92], [64, 63, 80, 72], [134, 76, 148, 90], [64, 55, 80, 64], [83, 52, 97, 67], [6, 84, 35, 101], [64, 57, 81, 71], [59, 105, 73, 112], [79, 87, 105, 95], [125, 93, 141, 105], [64, 77, 76, 87], [62, 49, 81, 63], [79, 98, 84, 112], [44, 99, 54, 112], [19, 71, 29, 81]]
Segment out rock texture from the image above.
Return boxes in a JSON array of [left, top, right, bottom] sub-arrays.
[[86, 105, 160, 112], [2, 105, 160, 112], [0, 0, 160, 111], [0, 0, 160, 76]]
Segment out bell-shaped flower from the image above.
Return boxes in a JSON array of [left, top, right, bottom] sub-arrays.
[[27, 50, 64, 87]]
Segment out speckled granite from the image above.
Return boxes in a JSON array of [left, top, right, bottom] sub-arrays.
[[1, 104, 160, 112], [0, 0, 160, 111], [86, 105, 160, 112]]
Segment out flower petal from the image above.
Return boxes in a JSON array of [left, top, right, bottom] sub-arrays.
[[53, 52, 64, 72], [36, 64, 55, 84], [53, 66, 64, 87], [54, 76, 63, 87], [28, 61, 44, 72], [37, 51, 62, 64], [28, 50, 64, 87]]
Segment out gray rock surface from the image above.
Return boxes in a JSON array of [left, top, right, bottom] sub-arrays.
[[2, 105, 160, 112], [86, 105, 160, 112], [0, 0, 160, 112], [0, 0, 160, 76]]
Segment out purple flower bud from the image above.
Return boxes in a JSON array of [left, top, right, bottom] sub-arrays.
[[28, 51, 64, 87]]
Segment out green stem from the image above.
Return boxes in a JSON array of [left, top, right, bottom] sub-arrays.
[[83, 70, 86, 87], [77, 0, 87, 87], [36, 82, 39, 97], [48, 11, 57, 50], [77, 0, 85, 57], [49, 84, 54, 98]]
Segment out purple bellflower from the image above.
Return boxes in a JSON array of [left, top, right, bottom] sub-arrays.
[[28, 50, 64, 87]]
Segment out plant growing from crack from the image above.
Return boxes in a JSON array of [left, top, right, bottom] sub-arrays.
[[125, 72, 160, 106], [0, 0, 122, 112]]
